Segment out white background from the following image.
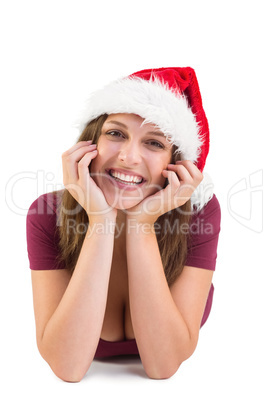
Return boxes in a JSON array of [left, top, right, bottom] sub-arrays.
[[1, 0, 267, 400]]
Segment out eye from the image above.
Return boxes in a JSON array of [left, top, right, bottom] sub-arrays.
[[146, 140, 165, 149], [106, 130, 124, 138]]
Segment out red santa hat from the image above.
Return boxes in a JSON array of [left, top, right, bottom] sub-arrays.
[[78, 67, 213, 210]]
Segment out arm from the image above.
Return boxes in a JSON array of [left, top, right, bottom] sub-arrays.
[[126, 222, 213, 379], [31, 141, 116, 382], [126, 160, 212, 378], [32, 219, 115, 383]]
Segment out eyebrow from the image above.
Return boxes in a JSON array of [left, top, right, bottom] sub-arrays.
[[105, 120, 166, 138], [106, 120, 128, 129], [146, 131, 166, 138]]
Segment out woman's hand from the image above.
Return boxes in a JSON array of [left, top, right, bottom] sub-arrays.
[[62, 141, 117, 220], [126, 160, 203, 225]]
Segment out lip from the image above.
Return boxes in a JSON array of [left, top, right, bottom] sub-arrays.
[[105, 168, 146, 191], [107, 168, 146, 180]]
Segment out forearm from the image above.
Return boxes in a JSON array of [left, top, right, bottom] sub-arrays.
[[39, 217, 115, 380], [126, 221, 195, 379]]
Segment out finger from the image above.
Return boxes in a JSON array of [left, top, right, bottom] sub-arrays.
[[167, 163, 192, 184], [166, 166, 196, 205], [62, 140, 93, 157], [174, 160, 203, 181], [77, 149, 98, 183], [70, 143, 97, 163], [164, 169, 193, 208], [162, 169, 180, 194], [63, 144, 97, 182]]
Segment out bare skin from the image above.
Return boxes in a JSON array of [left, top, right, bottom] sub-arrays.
[[31, 114, 213, 381]]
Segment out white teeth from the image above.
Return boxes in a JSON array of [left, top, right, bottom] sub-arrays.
[[110, 170, 143, 184]]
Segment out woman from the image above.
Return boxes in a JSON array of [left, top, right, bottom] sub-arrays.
[[26, 67, 221, 382]]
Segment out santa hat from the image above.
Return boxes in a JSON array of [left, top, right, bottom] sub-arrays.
[[78, 67, 214, 210]]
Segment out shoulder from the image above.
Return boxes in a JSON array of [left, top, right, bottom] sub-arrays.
[[27, 190, 63, 217], [26, 190, 64, 240], [26, 190, 65, 270], [185, 194, 221, 271], [203, 194, 220, 214], [191, 194, 221, 228]]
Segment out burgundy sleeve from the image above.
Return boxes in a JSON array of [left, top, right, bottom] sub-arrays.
[[185, 195, 221, 271], [26, 192, 66, 270]]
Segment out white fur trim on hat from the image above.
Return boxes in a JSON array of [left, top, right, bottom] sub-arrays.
[[191, 172, 214, 211], [77, 77, 203, 163]]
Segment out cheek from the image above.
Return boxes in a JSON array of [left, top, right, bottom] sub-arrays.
[[148, 154, 171, 189], [90, 155, 100, 174], [97, 138, 121, 160], [91, 138, 111, 170], [90, 151, 106, 186], [150, 155, 170, 178]]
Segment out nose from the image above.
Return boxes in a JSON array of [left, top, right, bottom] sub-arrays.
[[118, 141, 142, 165]]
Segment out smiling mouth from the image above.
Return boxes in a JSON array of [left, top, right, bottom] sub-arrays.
[[107, 169, 144, 186]]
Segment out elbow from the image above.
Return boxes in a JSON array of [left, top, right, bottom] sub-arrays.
[[145, 361, 182, 380], [146, 367, 179, 380], [39, 347, 92, 383], [54, 371, 84, 383], [144, 344, 197, 380], [50, 361, 92, 383], [36, 336, 95, 382]]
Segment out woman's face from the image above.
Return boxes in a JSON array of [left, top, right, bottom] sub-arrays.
[[90, 113, 173, 210]]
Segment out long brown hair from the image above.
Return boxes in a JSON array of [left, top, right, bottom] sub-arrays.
[[57, 115, 192, 286]]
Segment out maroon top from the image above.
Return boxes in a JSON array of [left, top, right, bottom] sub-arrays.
[[26, 191, 221, 358]]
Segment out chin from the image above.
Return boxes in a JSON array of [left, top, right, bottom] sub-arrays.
[[106, 196, 142, 211]]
